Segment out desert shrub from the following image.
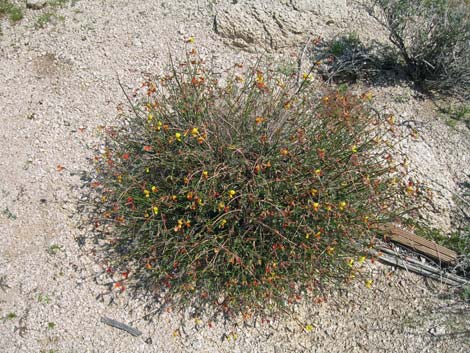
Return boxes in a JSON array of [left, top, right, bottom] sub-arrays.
[[366, 0, 470, 97], [309, 33, 395, 83], [89, 49, 417, 316], [0, 0, 23, 22]]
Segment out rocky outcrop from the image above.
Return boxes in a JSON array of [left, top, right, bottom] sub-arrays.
[[26, 0, 47, 10], [214, 0, 351, 51]]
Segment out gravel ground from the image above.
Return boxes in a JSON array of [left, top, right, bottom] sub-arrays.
[[1, 1, 469, 352]]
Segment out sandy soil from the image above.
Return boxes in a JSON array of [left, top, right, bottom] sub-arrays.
[[1, 1, 468, 352]]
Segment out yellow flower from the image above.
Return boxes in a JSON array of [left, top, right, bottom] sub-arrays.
[[202, 170, 208, 178], [310, 188, 318, 196], [228, 189, 236, 198], [147, 113, 153, 122], [302, 72, 313, 81], [218, 201, 225, 211], [280, 148, 289, 156], [305, 324, 314, 332], [198, 198, 204, 206], [151, 186, 158, 193], [315, 168, 321, 176], [191, 127, 199, 137], [326, 246, 335, 255], [315, 231, 321, 239], [153, 206, 159, 215], [406, 185, 414, 195], [186, 36, 195, 43], [351, 145, 358, 153], [255, 116, 266, 124], [156, 121, 162, 131], [175, 219, 184, 232], [358, 256, 366, 264], [175, 132, 182, 142], [143, 189, 150, 198], [117, 175, 122, 183], [365, 279, 373, 288], [363, 91, 373, 101], [171, 195, 178, 201], [339, 201, 347, 211], [347, 258, 354, 268], [305, 233, 310, 239], [144, 212, 149, 218], [145, 167, 150, 173], [313, 202, 320, 212], [220, 219, 227, 228]]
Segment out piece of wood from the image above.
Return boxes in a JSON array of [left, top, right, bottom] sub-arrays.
[[377, 223, 457, 264], [375, 252, 467, 286], [374, 246, 469, 286]]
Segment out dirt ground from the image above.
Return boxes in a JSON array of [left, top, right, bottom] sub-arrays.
[[1, 1, 468, 352]]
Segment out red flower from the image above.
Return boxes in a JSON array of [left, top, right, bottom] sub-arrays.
[[122, 153, 130, 160]]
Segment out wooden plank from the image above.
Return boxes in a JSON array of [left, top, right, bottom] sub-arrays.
[[377, 223, 457, 264]]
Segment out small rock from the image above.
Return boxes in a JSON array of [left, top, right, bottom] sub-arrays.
[[26, 0, 47, 10], [428, 326, 446, 336]]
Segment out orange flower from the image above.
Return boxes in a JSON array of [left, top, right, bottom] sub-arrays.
[[143, 145, 153, 152], [280, 148, 289, 156], [255, 71, 265, 89]]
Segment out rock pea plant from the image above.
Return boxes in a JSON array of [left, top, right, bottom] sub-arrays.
[[90, 49, 416, 317]]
